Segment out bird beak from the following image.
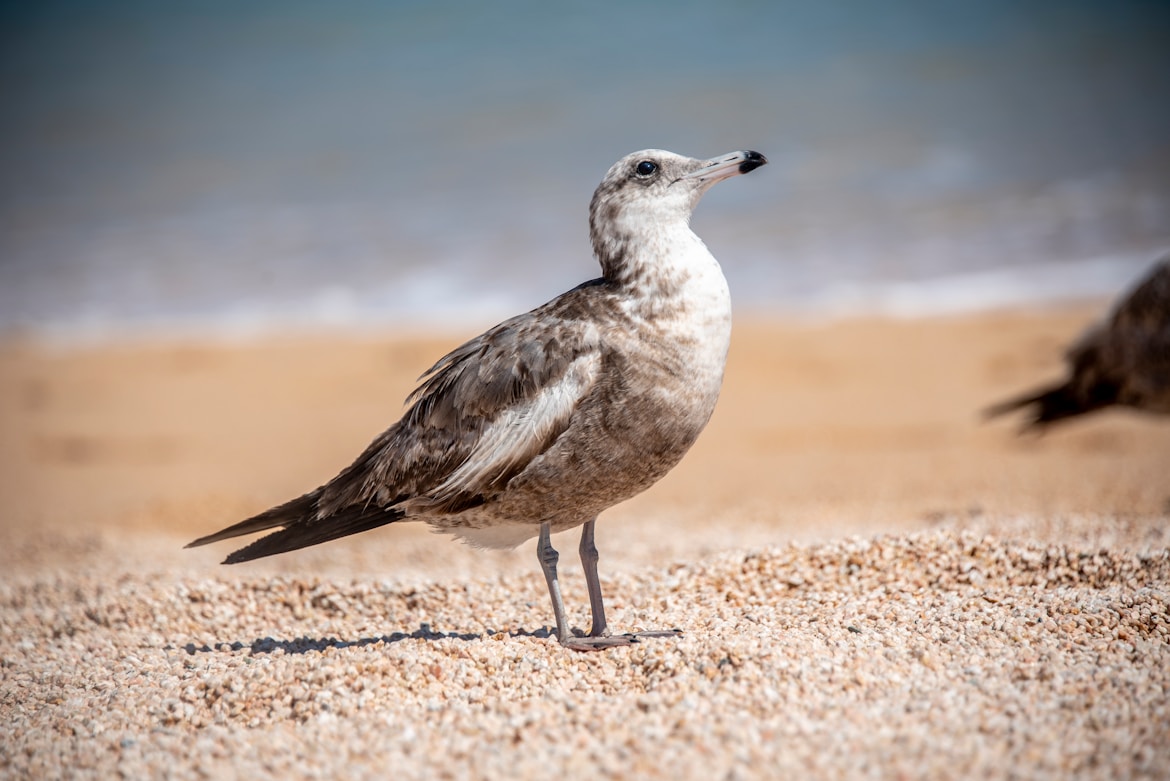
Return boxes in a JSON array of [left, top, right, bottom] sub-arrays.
[[680, 150, 768, 184]]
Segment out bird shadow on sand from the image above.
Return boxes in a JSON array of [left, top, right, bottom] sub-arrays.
[[177, 624, 558, 656]]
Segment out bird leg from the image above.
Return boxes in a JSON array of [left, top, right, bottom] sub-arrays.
[[578, 518, 610, 638], [537, 521, 571, 645], [577, 520, 682, 647], [537, 520, 680, 651], [537, 521, 626, 650]]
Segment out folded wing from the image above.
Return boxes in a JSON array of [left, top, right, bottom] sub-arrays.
[[187, 308, 603, 560]]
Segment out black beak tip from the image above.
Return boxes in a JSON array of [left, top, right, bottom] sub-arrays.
[[738, 150, 767, 174]]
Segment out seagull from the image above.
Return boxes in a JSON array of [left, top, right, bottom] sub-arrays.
[[985, 256, 1170, 430], [188, 148, 767, 650]]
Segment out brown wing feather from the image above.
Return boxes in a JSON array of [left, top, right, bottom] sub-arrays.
[[322, 308, 602, 516]]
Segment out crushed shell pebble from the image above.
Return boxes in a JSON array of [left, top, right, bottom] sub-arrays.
[[2, 529, 1168, 780]]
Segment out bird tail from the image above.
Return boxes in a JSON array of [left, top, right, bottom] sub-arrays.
[[982, 382, 1105, 430], [185, 488, 404, 564], [187, 490, 323, 548]]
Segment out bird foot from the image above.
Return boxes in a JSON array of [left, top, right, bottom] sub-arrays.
[[561, 629, 682, 652]]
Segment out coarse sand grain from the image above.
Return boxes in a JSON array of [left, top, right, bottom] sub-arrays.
[[2, 530, 1168, 780]]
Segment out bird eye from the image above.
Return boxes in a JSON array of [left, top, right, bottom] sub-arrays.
[[635, 160, 657, 177]]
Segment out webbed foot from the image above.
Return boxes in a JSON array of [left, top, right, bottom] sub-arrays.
[[561, 629, 682, 652]]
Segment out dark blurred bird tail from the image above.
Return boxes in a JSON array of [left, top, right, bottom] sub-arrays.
[[186, 490, 324, 548], [185, 488, 404, 564], [982, 382, 1106, 431]]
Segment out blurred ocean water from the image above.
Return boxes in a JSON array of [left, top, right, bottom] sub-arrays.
[[1, 0, 1169, 339]]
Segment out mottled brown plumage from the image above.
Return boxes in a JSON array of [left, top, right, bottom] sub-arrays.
[[986, 256, 1170, 430], [188, 149, 767, 649]]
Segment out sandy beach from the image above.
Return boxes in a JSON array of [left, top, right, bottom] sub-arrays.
[[2, 307, 1169, 779]]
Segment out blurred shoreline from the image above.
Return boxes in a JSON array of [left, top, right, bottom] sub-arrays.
[[4, 251, 1163, 348]]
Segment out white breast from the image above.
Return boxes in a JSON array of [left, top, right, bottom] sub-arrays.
[[622, 227, 733, 398]]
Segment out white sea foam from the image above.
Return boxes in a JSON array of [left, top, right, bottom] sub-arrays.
[[776, 252, 1162, 319]]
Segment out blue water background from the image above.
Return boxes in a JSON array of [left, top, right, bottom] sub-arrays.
[[2, 0, 1169, 338]]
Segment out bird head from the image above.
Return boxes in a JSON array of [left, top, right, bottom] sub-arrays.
[[589, 149, 766, 278]]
